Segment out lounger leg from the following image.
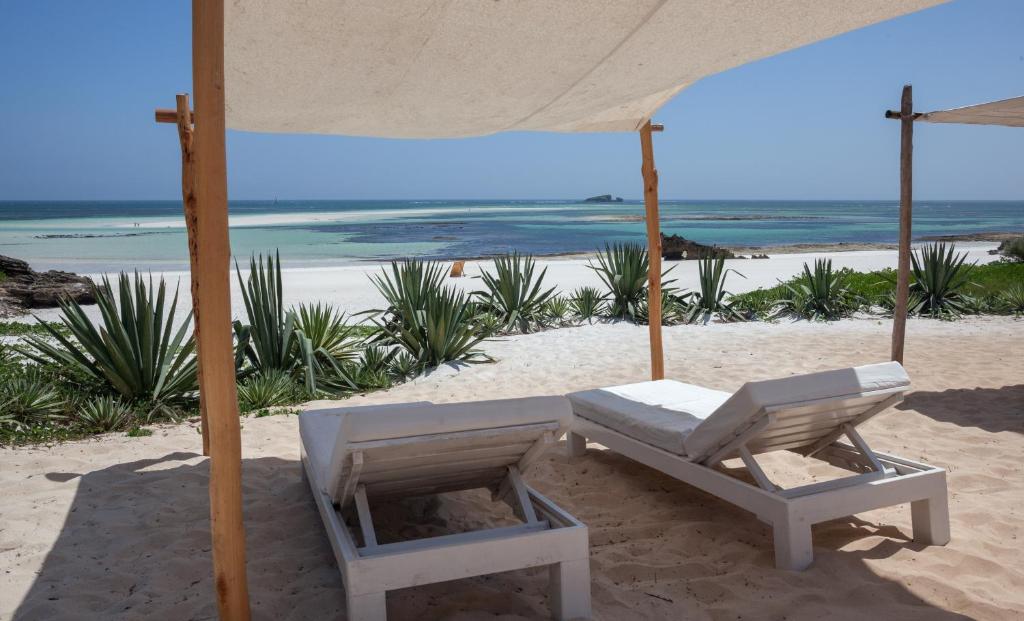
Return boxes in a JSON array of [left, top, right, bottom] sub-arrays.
[[773, 520, 813, 571], [549, 558, 591, 620], [911, 493, 951, 546], [347, 590, 386, 621], [566, 432, 587, 458]]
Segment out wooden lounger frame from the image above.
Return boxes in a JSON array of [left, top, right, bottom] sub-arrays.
[[301, 421, 591, 620], [567, 388, 950, 570]]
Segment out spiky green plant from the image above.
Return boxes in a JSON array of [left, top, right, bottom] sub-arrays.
[[294, 303, 362, 361], [370, 260, 490, 367], [77, 395, 133, 432], [634, 289, 692, 326], [589, 243, 674, 321], [780, 259, 857, 320], [235, 253, 353, 393], [375, 290, 488, 365], [0, 375, 66, 431], [236, 370, 298, 412], [371, 258, 448, 319], [729, 289, 782, 321], [19, 273, 197, 402], [909, 243, 976, 318], [568, 286, 607, 322], [684, 257, 745, 323], [475, 253, 556, 333], [389, 350, 421, 379], [995, 283, 1024, 315], [541, 296, 573, 327]]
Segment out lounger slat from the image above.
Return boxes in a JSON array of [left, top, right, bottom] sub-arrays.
[[360, 454, 525, 485], [363, 467, 508, 498], [359, 443, 532, 474], [347, 423, 559, 461]]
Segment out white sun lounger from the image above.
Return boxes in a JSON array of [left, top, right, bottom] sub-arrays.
[[566, 362, 950, 570], [299, 397, 591, 620]]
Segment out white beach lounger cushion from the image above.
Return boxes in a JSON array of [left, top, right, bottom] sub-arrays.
[[300, 397, 573, 504], [681, 362, 910, 460], [567, 380, 730, 455]]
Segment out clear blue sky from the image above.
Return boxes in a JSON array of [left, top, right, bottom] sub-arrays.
[[0, 0, 1021, 201]]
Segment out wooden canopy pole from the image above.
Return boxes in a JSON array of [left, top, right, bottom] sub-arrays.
[[890, 85, 914, 364], [639, 121, 665, 380], [192, 0, 251, 618], [156, 94, 210, 456]]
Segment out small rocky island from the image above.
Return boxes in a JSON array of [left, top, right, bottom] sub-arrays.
[[0, 255, 95, 317], [583, 194, 624, 203]]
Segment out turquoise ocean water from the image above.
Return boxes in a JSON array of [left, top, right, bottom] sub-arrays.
[[0, 199, 1021, 272]]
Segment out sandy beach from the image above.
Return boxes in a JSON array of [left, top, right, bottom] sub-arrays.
[[25, 243, 1003, 326], [2, 314, 1021, 620]]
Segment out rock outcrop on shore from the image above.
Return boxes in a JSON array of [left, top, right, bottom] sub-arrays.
[[0, 255, 95, 317], [660, 233, 736, 260]]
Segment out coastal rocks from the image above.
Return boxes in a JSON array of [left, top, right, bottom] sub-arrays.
[[660, 234, 736, 261], [583, 194, 623, 203], [0, 255, 95, 316]]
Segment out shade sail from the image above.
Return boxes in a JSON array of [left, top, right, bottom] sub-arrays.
[[224, 1, 943, 139], [919, 96, 1024, 128]]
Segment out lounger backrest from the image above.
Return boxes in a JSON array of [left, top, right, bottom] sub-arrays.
[[324, 396, 573, 505], [682, 362, 910, 464]]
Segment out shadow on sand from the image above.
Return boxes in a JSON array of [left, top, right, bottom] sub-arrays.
[[898, 384, 1024, 434], [13, 448, 972, 620]]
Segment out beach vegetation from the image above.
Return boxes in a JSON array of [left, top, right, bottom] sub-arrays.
[[683, 257, 745, 323], [590, 243, 676, 321], [908, 243, 976, 318], [541, 295, 573, 327], [778, 259, 859, 321], [568, 286, 607, 322], [996, 283, 1024, 315], [18, 273, 199, 403], [997, 236, 1024, 262], [475, 252, 556, 333], [235, 253, 355, 394], [236, 370, 299, 412], [77, 395, 134, 432], [0, 372, 66, 431], [370, 259, 490, 367]]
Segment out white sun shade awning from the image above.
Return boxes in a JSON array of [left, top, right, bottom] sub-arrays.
[[918, 96, 1024, 128], [224, 0, 944, 139]]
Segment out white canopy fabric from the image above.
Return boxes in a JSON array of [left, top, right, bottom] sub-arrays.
[[224, 0, 943, 139], [919, 96, 1024, 128]]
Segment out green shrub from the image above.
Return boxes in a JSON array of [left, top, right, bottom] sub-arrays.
[[997, 236, 1024, 262], [236, 370, 298, 412], [18, 273, 198, 403], [684, 257, 745, 323], [0, 374, 66, 431], [590, 243, 674, 321], [995, 283, 1024, 315], [909, 243, 976, 318], [77, 395, 133, 432], [568, 286, 607, 322], [779, 259, 858, 320], [541, 296, 573, 327], [235, 253, 354, 393], [370, 260, 489, 367], [730, 288, 782, 321], [475, 253, 556, 333]]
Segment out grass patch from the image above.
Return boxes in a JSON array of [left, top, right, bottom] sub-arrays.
[[0, 321, 69, 338], [126, 427, 153, 437]]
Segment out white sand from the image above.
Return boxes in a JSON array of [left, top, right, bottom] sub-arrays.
[[28, 243, 1002, 326], [2, 315, 1022, 619]]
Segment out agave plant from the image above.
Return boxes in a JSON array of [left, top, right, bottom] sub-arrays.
[[475, 253, 556, 333], [294, 303, 363, 361], [370, 260, 490, 367], [235, 253, 353, 393], [236, 370, 298, 412], [684, 257, 745, 323], [389, 350, 422, 380], [730, 289, 782, 321], [77, 395, 134, 432], [0, 375, 66, 431], [568, 286, 607, 322], [590, 243, 674, 321], [541, 296, 573, 327], [909, 243, 976, 318], [780, 259, 857, 321], [997, 283, 1024, 315], [19, 273, 198, 402]]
